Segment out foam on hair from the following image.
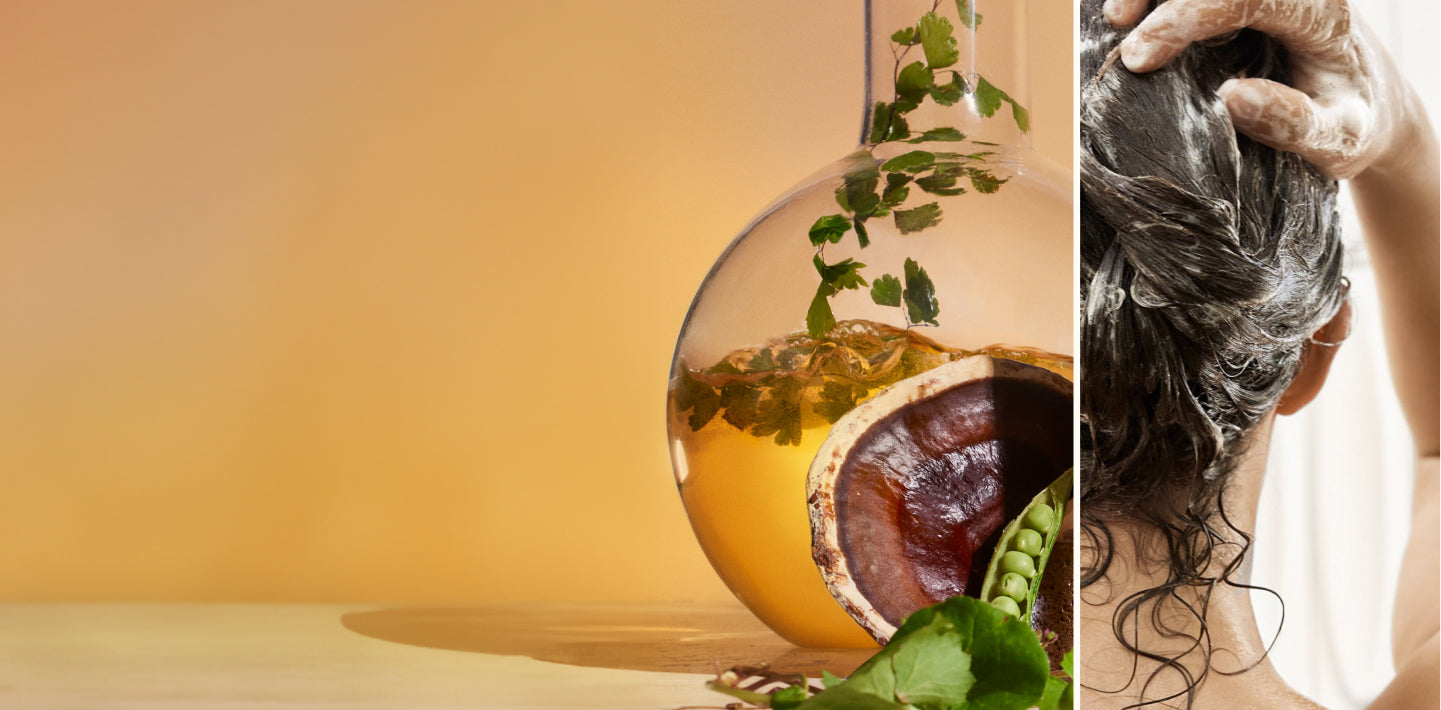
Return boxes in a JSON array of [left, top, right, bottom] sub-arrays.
[[1080, 0, 1344, 522]]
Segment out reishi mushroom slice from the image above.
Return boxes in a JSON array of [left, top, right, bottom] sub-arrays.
[[807, 355, 1072, 643]]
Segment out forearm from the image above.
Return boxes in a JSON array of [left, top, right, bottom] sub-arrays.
[[1349, 92, 1440, 456], [1370, 633, 1440, 710], [1390, 458, 1439, 672]]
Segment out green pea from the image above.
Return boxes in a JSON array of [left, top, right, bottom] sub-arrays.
[[1024, 503, 1055, 533], [998, 572, 1028, 602], [990, 595, 1021, 618], [1014, 528, 1043, 557], [1001, 550, 1035, 579]]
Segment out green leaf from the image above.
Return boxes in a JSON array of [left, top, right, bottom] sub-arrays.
[[974, 76, 1005, 118], [1038, 676, 1068, 710], [895, 61, 933, 105], [955, 0, 983, 29], [915, 172, 963, 196], [748, 348, 777, 371], [674, 368, 721, 430], [752, 375, 803, 446], [838, 172, 882, 218], [880, 150, 935, 173], [917, 12, 959, 69], [894, 202, 942, 234], [867, 102, 890, 144], [885, 113, 910, 142], [881, 172, 911, 207], [908, 126, 965, 143], [888, 615, 977, 706], [903, 257, 939, 325], [708, 360, 744, 375], [1062, 650, 1074, 679], [928, 71, 967, 106], [1011, 99, 1030, 133], [772, 684, 809, 710], [870, 274, 902, 307], [719, 381, 761, 431], [837, 654, 897, 702], [967, 167, 1008, 193], [770, 597, 1053, 710], [795, 683, 911, 709], [813, 255, 868, 291], [867, 102, 911, 143], [890, 26, 920, 46], [813, 381, 864, 424], [821, 670, 846, 689], [853, 217, 871, 248], [808, 214, 852, 246], [911, 598, 1049, 710], [806, 286, 837, 338]]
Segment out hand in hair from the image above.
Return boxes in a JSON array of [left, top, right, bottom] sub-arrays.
[[1102, 0, 1426, 180]]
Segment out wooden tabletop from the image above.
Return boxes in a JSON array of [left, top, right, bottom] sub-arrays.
[[0, 602, 878, 709]]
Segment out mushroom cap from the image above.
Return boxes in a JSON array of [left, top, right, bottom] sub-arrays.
[[808, 355, 1072, 643]]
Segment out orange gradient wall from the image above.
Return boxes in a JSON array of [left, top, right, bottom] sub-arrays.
[[0, 1, 1073, 602]]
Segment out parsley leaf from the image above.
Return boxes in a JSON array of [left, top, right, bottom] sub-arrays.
[[895, 62, 934, 105], [807, 286, 838, 338], [955, 0, 983, 29], [903, 257, 940, 325], [974, 75, 1006, 118], [809, 214, 852, 246], [890, 26, 920, 46], [674, 368, 721, 429], [1012, 99, 1030, 133], [880, 150, 936, 174], [908, 126, 965, 143], [881, 172, 911, 207], [929, 71, 967, 106], [719, 381, 761, 431], [868, 102, 911, 143], [752, 375, 803, 446], [967, 167, 1008, 193], [813, 381, 865, 424], [853, 217, 871, 248], [838, 161, 882, 217], [916, 172, 963, 196], [814, 255, 868, 291], [870, 274, 902, 307], [894, 203, 942, 234], [917, 12, 959, 69]]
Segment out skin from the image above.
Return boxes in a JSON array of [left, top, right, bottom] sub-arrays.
[[1086, 0, 1440, 708]]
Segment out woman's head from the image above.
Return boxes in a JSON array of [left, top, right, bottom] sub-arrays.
[[1079, 0, 1349, 702], [1079, 0, 1346, 527]]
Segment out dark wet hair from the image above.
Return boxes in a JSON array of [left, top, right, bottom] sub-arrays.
[[1078, 0, 1345, 706]]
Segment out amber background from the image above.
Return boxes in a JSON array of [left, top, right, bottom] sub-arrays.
[[0, 1, 1073, 602]]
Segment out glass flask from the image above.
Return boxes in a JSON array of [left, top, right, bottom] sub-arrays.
[[667, 0, 1072, 648]]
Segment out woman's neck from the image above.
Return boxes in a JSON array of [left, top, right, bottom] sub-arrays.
[[1078, 418, 1324, 709]]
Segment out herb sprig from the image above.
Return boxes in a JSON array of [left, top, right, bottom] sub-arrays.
[[805, 0, 1029, 339], [705, 596, 1074, 710]]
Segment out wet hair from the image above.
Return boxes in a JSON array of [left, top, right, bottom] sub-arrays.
[[1078, 0, 1346, 706]]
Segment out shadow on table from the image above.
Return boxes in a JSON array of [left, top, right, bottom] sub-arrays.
[[340, 602, 876, 676]]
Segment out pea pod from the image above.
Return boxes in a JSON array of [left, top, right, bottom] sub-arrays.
[[976, 468, 1072, 620]]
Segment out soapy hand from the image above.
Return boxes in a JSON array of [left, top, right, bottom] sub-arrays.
[[1102, 0, 1420, 179]]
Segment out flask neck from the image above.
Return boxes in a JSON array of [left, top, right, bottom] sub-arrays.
[[861, 0, 1031, 148]]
